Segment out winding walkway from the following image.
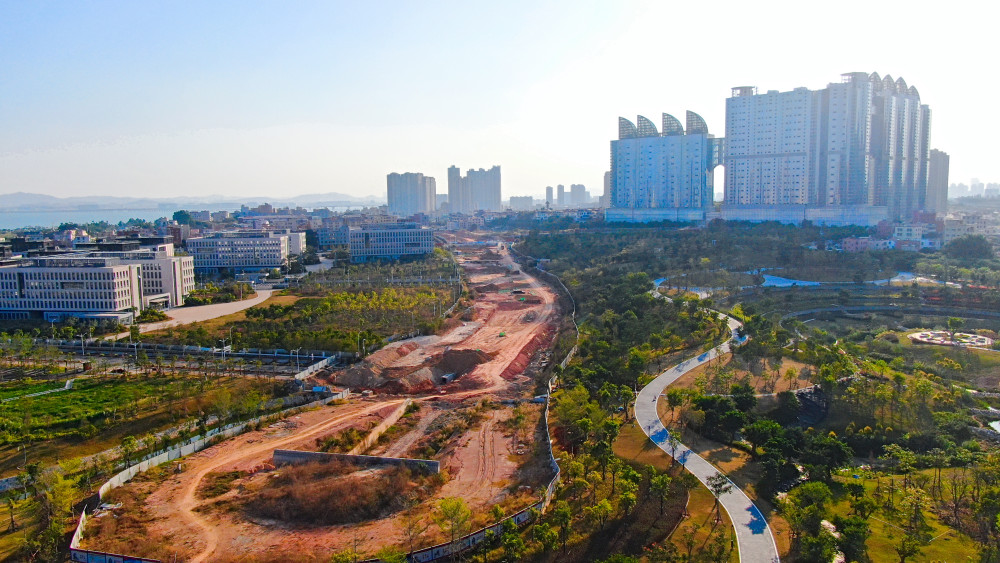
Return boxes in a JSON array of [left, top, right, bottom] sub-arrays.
[[634, 316, 780, 563]]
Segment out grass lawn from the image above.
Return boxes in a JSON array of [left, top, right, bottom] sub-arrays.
[[826, 471, 979, 563], [667, 354, 815, 395], [0, 380, 63, 402], [0, 375, 271, 479], [0, 497, 40, 561]]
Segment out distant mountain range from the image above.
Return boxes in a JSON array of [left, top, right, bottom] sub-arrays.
[[0, 191, 385, 212]]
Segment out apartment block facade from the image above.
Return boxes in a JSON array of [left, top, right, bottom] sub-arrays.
[[447, 165, 501, 213], [724, 72, 931, 224], [607, 111, 724, 222], [387, 172, 437, 216]]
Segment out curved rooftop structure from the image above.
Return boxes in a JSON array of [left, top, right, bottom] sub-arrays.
[[882, 75, 896, 93], [661, 113, 684, 136], [636, 115, 659, 137], [895, 77, 907, 92], [686, 110, 709, 135], [619, 117, 637, 139]]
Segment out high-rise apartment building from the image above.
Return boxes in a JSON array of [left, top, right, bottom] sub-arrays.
[[927, 149, 950, 215], [607, 111, 724, 222], [387, 172, 436, 217], [545, 186, 554, 208], [724, 72, 931, 224], [556, 185, 566, 207], [509, 196, 534, 211], [446, 165, 501, 213], [570, 184, 589, 206]]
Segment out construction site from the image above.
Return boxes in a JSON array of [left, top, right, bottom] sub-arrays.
[[77, 243, 562, 562]]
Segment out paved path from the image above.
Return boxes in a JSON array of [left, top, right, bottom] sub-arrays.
[[634, 316, 780, 563], [108, 289, 273, 340]]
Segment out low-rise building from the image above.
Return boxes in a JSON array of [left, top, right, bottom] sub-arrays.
[[347, 223, 434, 263]]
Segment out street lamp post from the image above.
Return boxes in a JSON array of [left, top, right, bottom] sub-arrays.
[[292, 347, 301, 372]]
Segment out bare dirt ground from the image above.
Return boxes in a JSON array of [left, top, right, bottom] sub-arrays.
[[333, 246, 557, 396], [84, 245, 561, 561], [84, 400, 401, 562]]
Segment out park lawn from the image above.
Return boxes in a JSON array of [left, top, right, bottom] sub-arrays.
[[894, 330, 1000, 386], [827, 472, 979, 563], [0, 380, 63, 401], [613, 421, 747, 562], [666, 354, 815, 395]]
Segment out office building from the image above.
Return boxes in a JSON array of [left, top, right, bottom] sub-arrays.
[[607, 111, 724, 222], [387, 172, 437, 216], [723, 72, 931, 225], [347, 223, 435, 263], [0, 255, 144, 323], [92, 249, 195, 309], [927, 149, 950, 215], [447, 165, 501, 214], [570, 184, 589, 207], [186, 231, 290, 273], [545, 186, 554, 208], [557, 185, 565, 207]]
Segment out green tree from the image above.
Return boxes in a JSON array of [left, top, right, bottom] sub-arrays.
[[172, 210, 194, 225], [707, 472, 733, 517], [533, 522, 558, 552], [120, 435, 139, 466], [833, 515, 870, 563], [436, 497, 472, 555], [552, 501, 573, 551], [650, 473, 673, 515], [944, 234, 994, 261], [585, 498, 614, 530], [743, 419, 782, 460]]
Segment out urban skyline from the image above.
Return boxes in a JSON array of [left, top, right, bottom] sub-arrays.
[[2, 1, 998, 201]]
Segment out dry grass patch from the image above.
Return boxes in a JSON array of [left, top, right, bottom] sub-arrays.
[[241, 460, 442, 526]]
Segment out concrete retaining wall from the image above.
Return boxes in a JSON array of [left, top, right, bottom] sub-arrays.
[[273, 449, 440, 474], [349, 399, 411, 455]]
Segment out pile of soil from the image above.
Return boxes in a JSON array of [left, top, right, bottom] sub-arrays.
[[498, 331, 552, 381], [336, 348, 493, 393]]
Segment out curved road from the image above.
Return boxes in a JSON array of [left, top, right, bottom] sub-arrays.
[[109, 289, 274, 340], [634, 316, 780, 563]]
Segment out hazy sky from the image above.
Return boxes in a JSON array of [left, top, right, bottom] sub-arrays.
[[1, 1, 993, 201]]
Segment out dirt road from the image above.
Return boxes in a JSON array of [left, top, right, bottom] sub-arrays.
[[142, 400, 402, 563]]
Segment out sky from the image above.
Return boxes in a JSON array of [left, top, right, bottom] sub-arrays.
[[1, 0, 994, 202]]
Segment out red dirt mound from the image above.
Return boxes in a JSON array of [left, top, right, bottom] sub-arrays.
[[498, 333, 547, 380], [496, 301, 532, 311]]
